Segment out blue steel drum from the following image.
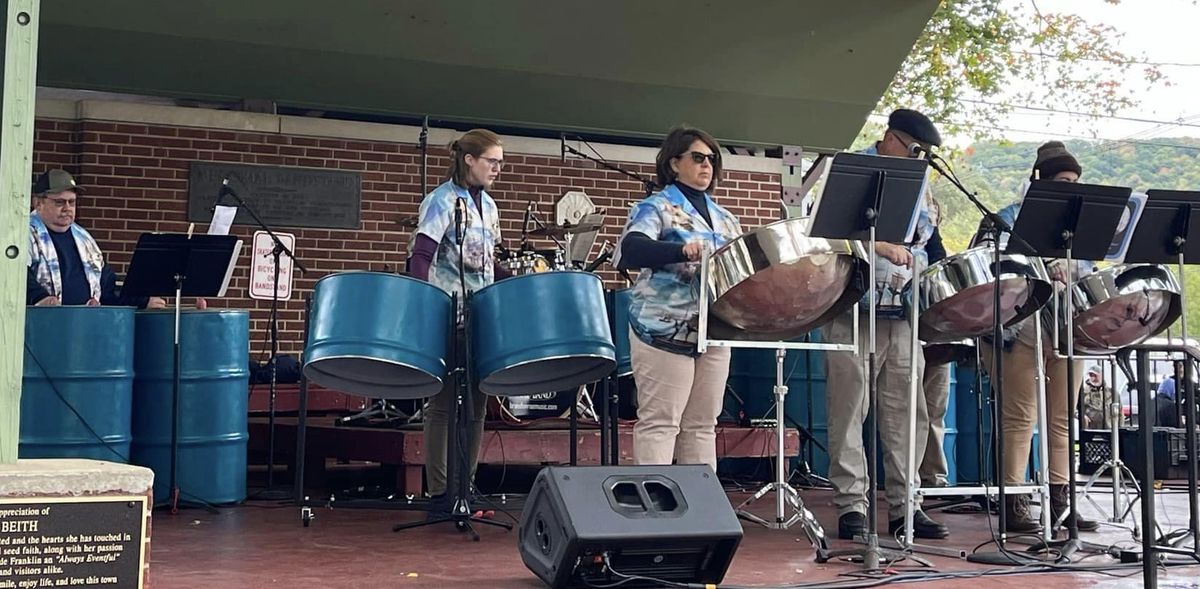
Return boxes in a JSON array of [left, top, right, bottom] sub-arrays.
[[304, 272, 452, 399], [132, 310, 250, 504], [608, 288, 633, 377], [471, 271, 616, 396], [20, 306, 135, 461]]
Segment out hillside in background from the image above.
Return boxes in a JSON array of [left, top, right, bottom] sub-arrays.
[[931, 136, 1200, 335]]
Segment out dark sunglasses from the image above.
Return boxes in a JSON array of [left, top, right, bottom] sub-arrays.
[[679, 151, 717, 165]]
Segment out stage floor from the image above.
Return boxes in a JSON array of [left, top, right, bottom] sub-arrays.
[[148, 484, 1199, 588]]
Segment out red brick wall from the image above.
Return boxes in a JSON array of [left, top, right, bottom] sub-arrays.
[[32, 118, 783, 357]]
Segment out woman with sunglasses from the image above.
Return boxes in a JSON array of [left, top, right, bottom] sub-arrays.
[[613, 125, 743, 472], [408, 128, 511, 518]]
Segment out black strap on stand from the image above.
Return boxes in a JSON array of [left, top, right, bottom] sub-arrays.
[[807, 152, 928, 568], [123, 232, 240, 513], [1005, 180, 1128, 562]]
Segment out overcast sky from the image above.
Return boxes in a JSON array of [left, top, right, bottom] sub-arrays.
[[996, 0, 1200, 142]]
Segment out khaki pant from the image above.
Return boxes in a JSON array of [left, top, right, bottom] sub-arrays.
[[423, 330, 488, 497], [630, 331, 731, 471], [920, 361, 952, 487], [823, 313, 929, 520], [981, 339, 1084, 485]]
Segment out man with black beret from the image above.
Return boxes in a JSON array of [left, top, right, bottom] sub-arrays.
[[822, 108, 952, 541]]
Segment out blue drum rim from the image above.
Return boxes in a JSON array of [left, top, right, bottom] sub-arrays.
[[315, 271, 454, 303], [479, 352, 617, 391], [473, 269, 603, 294], [305, 354, 447, 384]]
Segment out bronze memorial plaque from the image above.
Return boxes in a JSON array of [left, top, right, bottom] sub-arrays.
[[187, 162, 362, 230], [0, 497, 146, 589]]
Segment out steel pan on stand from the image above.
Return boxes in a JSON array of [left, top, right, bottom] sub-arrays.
[[702, 217, 870, 342], [470, 271, 616, 396], [917, 246, 1053, 343], [1048, 263, 1181, 355], [303, 272, 452, 399], [696, 216, 867, 550]]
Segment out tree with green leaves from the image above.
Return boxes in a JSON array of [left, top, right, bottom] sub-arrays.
[[879, 0, 1165, 139]]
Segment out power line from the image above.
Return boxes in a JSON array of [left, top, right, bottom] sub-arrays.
[[1013, 50, 1200, 69], [957, 99, 1200, 129], [867, 112, 1200, 151]]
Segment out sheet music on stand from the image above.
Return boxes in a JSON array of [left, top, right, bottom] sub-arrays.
[[208, 205, 238, 236]]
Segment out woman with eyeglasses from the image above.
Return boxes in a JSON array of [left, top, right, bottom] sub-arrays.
[[408, 128, 511, 518], [975, 140, 1099, 534], [613, 125, 743, 472]]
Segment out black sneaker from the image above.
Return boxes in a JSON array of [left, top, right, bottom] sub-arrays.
[[838, 511, 868, 540], [888, 510, 949, 539], [425, 494, 451, 521]]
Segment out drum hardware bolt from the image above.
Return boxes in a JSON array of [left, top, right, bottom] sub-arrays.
[[501, 494, 508, 504], [405, 493, 415, 503], [4, 246, 17, 259], [301, 507, 315, 527]]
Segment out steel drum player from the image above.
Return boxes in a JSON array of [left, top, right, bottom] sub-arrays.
[[613, 125, 743, 473], [408, 128, 512, 519], [973, 141, 1100, 534], [822, 109, 950, 541]]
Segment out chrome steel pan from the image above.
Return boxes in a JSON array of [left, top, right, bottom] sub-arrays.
[[918, 246, 1053, 342], [705, 217, 869, 341], [1052, 263, 1181, 355]]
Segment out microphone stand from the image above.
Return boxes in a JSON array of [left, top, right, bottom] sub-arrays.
[[561, 135, 655, 198], [222, 179, 308, 501], [924, 156, 1043, 565]]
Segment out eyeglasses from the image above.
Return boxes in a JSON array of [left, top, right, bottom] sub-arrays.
[[679, 151, 717, 165], [44, 197, 76, 208], [476, 156, 504, 170]]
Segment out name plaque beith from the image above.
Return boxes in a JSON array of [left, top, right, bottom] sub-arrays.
[[0, 497, 146, 589], [187, 162, 362, 230]]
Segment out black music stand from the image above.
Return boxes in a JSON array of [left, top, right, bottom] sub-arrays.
[[123, 232, 240, 513], [1005, 180, 1128, 560], [1119, 189, 1200, 579], [808, 152, 929, 569]]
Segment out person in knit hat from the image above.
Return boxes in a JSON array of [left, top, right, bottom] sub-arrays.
[[1031, 140, 1082, 182], [971, 140, 1100, 535]]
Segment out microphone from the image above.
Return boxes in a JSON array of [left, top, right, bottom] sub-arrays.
[[522, 200, 534, 238], [210, 177, 232, 212], [908, 142, 931, 159]]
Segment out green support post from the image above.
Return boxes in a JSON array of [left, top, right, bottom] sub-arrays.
[[0, 0, 40, 464]]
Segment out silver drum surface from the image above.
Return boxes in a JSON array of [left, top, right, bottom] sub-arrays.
[[705, 217, 868, 340], [918, 246, 1052, 342]]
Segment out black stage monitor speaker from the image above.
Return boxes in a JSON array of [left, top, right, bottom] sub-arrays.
[[518, 465, 743, 589]]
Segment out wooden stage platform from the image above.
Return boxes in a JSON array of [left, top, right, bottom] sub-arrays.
[[250, 417, 799, 495]]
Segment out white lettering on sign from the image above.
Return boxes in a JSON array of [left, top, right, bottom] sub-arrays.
[[249, 231, 296, 301]]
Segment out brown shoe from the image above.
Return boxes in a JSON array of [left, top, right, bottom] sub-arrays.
[[1003, 494, 1042, 534], [1050, 484, 1100, 532]]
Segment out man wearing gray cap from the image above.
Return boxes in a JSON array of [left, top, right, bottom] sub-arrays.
[[822, 109, 950, 541], [26, 168, 169, 309]]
